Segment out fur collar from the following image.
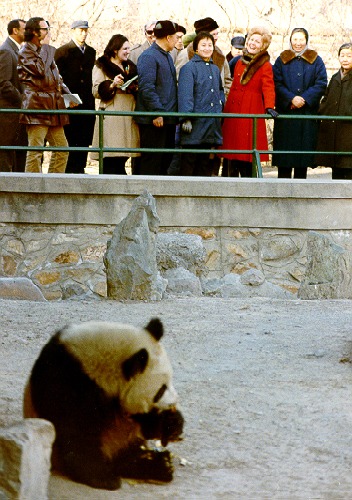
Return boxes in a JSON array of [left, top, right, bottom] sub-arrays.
[[279, 49, 318, 65], [95, 55, 137, 80], [240, 50, 270, 85]]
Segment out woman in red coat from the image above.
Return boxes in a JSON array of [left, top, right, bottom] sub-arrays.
[[219, 26, 277, 177]]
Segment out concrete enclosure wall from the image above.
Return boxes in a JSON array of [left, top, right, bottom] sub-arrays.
[[0, 173, 351, 300]]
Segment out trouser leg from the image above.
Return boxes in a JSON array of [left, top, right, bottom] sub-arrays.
[[46, 126, 69, 173], [293, 167, 307, 179], [332, 168, 352, 180], [25, 125, 48, 173], [102, 157, 128, 175], [277, 166, 292, 178]]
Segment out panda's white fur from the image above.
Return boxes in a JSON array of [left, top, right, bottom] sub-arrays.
[[60, 320, 178, 414], [23, 318, 184, 490]]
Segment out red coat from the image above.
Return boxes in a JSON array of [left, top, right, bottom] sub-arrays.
[[220, 58, 275, 162]]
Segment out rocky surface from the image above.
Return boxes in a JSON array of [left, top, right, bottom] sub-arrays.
[[1, 296, 351, 498]]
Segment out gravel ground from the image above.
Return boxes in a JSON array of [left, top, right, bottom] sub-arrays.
[[1, 296, 351, 499]]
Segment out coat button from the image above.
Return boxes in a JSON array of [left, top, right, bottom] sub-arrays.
[[209, 75, 212, 79], [210, 103, 214, 106], [211, 88, 214, 92]]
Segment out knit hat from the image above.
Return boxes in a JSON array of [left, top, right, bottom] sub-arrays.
[[153, 20, 178, 38], [71, 20, 89, 29], [231, 35, 245, 49], [246, 26, 272, 51], [194, 17, 219, 34]]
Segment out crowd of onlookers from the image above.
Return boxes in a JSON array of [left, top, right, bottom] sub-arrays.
[[0, 16, 351, 179]]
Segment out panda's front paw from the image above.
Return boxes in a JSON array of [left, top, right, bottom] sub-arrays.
[[117, 447, 174, 482]]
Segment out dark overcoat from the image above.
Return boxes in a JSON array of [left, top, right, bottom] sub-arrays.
[[272, 49, 327, 168], [0, 36, 27, 171], [54, 40, 96, 109], [315, 70, 352, 169], [178, 54, 224, 146]]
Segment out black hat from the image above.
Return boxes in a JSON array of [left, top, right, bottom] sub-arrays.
[[177, 25, 186, 35], [154, 20, 178, 38], [194, 17, 219, 34], [231, 35, 245, 49]]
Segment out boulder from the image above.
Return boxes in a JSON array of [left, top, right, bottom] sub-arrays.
[[0, 278, 46, 301], [157, 232, 207, 277], [298, 231, 352, 299], [104, 190, 161, 300], [0, 419, 55, 500]]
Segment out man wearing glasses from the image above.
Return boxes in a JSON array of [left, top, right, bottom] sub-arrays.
[[18, 17, 73, 173], [129, 20, 157, 64]]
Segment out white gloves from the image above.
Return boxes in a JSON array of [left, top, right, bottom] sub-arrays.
[[182, 120, 192, 134]]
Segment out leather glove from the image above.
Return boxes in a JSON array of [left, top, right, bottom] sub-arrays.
[[182, 120, 192, 133], [265, 108, 279, 119]]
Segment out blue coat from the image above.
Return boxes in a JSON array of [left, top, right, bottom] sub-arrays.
[[135, 42, 177, 124], [272, 49, 327, 168], [178, 54, 224, 146]]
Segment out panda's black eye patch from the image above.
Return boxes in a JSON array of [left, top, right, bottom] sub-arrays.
[[153, 384, 167, 403]]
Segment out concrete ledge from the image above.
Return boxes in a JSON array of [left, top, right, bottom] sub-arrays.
[[1, 173, 351, 229]]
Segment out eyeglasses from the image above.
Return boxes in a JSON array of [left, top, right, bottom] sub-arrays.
[[40, 27, 49, 31], [145, 30, 154, 35]]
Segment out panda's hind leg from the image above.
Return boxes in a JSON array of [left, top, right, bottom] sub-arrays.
[[114, 445, 174, 483], [56, 438, 122, 490]]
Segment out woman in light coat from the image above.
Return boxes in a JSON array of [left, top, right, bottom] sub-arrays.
[[178, 31, 224, 176], [91, 34, 139, 174]]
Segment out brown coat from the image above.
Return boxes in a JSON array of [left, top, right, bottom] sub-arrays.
[[18, 42, 69, 126]]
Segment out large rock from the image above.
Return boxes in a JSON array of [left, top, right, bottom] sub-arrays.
[[104, 191, 162, 300], [0, 278, 46, 301], [157, 232, 207, 277], [0, 419, 55, 500], [164, 267, 202, 296], [202, 271, 293, 299], [298, 231, 352, 299]]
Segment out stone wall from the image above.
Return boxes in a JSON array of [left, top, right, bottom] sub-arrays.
[[0, 174, 351, 300]]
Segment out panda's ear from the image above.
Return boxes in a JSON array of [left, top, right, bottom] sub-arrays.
[[145, 318, 164, 341], [122, 349, 149, 381]]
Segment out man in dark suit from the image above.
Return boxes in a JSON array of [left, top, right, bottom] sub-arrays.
[[55, 20, 96, 174], [0, 18, 27, 172]]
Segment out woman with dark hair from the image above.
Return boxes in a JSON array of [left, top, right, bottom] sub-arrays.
[[219, 26, 277, 177], [272, 28, 327, 178], [90, 34, 139, 174], [178, 31, 224, 176], [315, 43, 352, 180]]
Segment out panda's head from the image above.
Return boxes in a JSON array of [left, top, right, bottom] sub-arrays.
[[59, 318, 179, 416]]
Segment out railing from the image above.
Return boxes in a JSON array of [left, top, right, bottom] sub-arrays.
[[0, 108, 350, 177]]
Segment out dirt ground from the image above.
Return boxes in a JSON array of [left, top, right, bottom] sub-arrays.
[[1, 296, 352, 499]]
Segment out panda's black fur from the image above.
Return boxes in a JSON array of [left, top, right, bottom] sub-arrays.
[[23, 318, 184, 490]]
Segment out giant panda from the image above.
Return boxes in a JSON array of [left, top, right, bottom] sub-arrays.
[[23, 318, 184, 490]]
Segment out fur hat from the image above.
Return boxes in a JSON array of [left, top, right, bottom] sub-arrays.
[[231, 35, 245, 49], [153, 20, 178, 38], [246, 26, 272, 51], [194, 17, 219, 34]]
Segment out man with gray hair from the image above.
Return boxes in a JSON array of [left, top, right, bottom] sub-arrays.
[[129, 20, 156, 64]]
